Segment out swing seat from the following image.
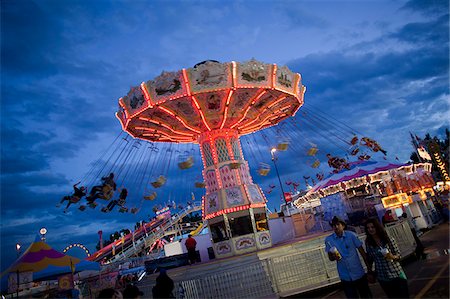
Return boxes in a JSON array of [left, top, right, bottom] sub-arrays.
[[307, 147, 318, 156], [358, 154, 371, 161], [119, 207, 129, 213], [258, 163, 271, 176], [195, 182, 206, 188], [350, 136, 359, 145], [144, 192, 157, 200], [79, 205, 86, 211], [311, 160, 320, 168], [151, 176, 166, 188], [101, 207, 109, 213], [98, 185, 114, 200], [178, 156, 194, 169], [130, 207, 139, 214], [276, 142, 289, 151], [350, 148, 360, 156], [229, 162, 241, 169], [88, 202, 98, 208]]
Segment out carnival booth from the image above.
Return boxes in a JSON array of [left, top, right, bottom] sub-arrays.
[[294, 161, 437, 230]]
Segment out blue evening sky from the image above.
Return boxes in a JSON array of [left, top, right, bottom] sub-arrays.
[[1, 0, 448, 268]]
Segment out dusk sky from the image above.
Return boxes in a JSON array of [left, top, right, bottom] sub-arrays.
[[1, 0, 448, 269]]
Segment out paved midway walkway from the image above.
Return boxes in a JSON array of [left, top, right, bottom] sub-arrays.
[[291, 222, 449, 299]]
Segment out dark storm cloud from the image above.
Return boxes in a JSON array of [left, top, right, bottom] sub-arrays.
[[401, 0, 449, 16], [0, 173, 68, 213], [287, 13, 448, 112], [389, 14, 449, 44], [1, 127, 53, 173], [1, 0, 63, 76]]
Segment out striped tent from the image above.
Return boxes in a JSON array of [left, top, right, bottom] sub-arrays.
[[1, 239, 99, 283], [4, 240, 80, 274]]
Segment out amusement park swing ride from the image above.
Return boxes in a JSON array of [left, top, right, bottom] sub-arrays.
[[62, 59, 395, 259]]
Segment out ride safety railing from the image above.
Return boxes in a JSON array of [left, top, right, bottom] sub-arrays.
[[175, 221, 415, 299], [108, 202, 202, 263]]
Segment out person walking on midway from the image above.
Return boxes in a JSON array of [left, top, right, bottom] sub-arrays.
[[185, 234, 197, 265], [325, 216, 372, 298], [364, 218, 409, 298], [152, 268, 175, 298]]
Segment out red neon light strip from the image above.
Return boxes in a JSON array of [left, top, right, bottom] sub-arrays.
[[119, 98, 129, 119], [140, 82, 153, 108], [293, 74, 301, 96], [267, 96, 287, 109], [242, 95, 287, 130], [240, 114, 287, 135], [182, 69, 191, 96], [157, 106, 201, 134], [239, 109, 265, 129], [135, 127, 194, 141], [225, 89, 234, 106], [115, 112, 129, 132], [230, 89, 266, 129], [292, 102, 302, 117], [278, 104, 293, 112], [232, 61, 237, 87], [136, 119, 194, 137], [272, 64, 277, 88], [158, 106, 176, 116], [142, 133, 192, 143], [219, 89, 234, 129], [205, 203, 266, 220], [191, 95, 212, 131]]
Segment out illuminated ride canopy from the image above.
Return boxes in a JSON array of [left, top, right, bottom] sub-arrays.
[[117, 59, 305, 256]]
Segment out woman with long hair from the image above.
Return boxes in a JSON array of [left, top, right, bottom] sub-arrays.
[[364, 218, 409, 298]]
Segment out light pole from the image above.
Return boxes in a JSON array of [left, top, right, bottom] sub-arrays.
[[271, 148, 288, 205], [40, 227, 47, 242], [15, 243, 21, 298]]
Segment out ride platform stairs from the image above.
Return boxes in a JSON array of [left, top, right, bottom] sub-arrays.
[[107, 202, 202, 263]]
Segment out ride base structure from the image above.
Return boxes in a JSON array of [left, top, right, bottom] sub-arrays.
[[116, 59, 305, 258]]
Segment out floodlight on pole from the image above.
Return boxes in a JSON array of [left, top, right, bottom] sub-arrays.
[[271, 148, 288, 205], [15, 242, 21, 298], [40, 227, 47, 241]]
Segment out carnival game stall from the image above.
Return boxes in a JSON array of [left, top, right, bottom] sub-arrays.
[[294, 161, 438, 230]]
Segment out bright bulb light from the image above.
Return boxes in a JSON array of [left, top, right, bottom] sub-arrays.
[[16, 243, 21, 251], [271, 148, 276, 154]]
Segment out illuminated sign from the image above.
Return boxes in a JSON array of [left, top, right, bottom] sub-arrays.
[[381, 193, 412, 208], [428, 141, 449, 182]]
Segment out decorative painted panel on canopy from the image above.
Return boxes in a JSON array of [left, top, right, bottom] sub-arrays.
[[117, 59, 305, 143], [203, 184, 266, 219]]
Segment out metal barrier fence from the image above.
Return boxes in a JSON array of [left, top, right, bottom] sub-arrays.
[[179, 262, 275, 299], [175, 221, 415, 299]]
